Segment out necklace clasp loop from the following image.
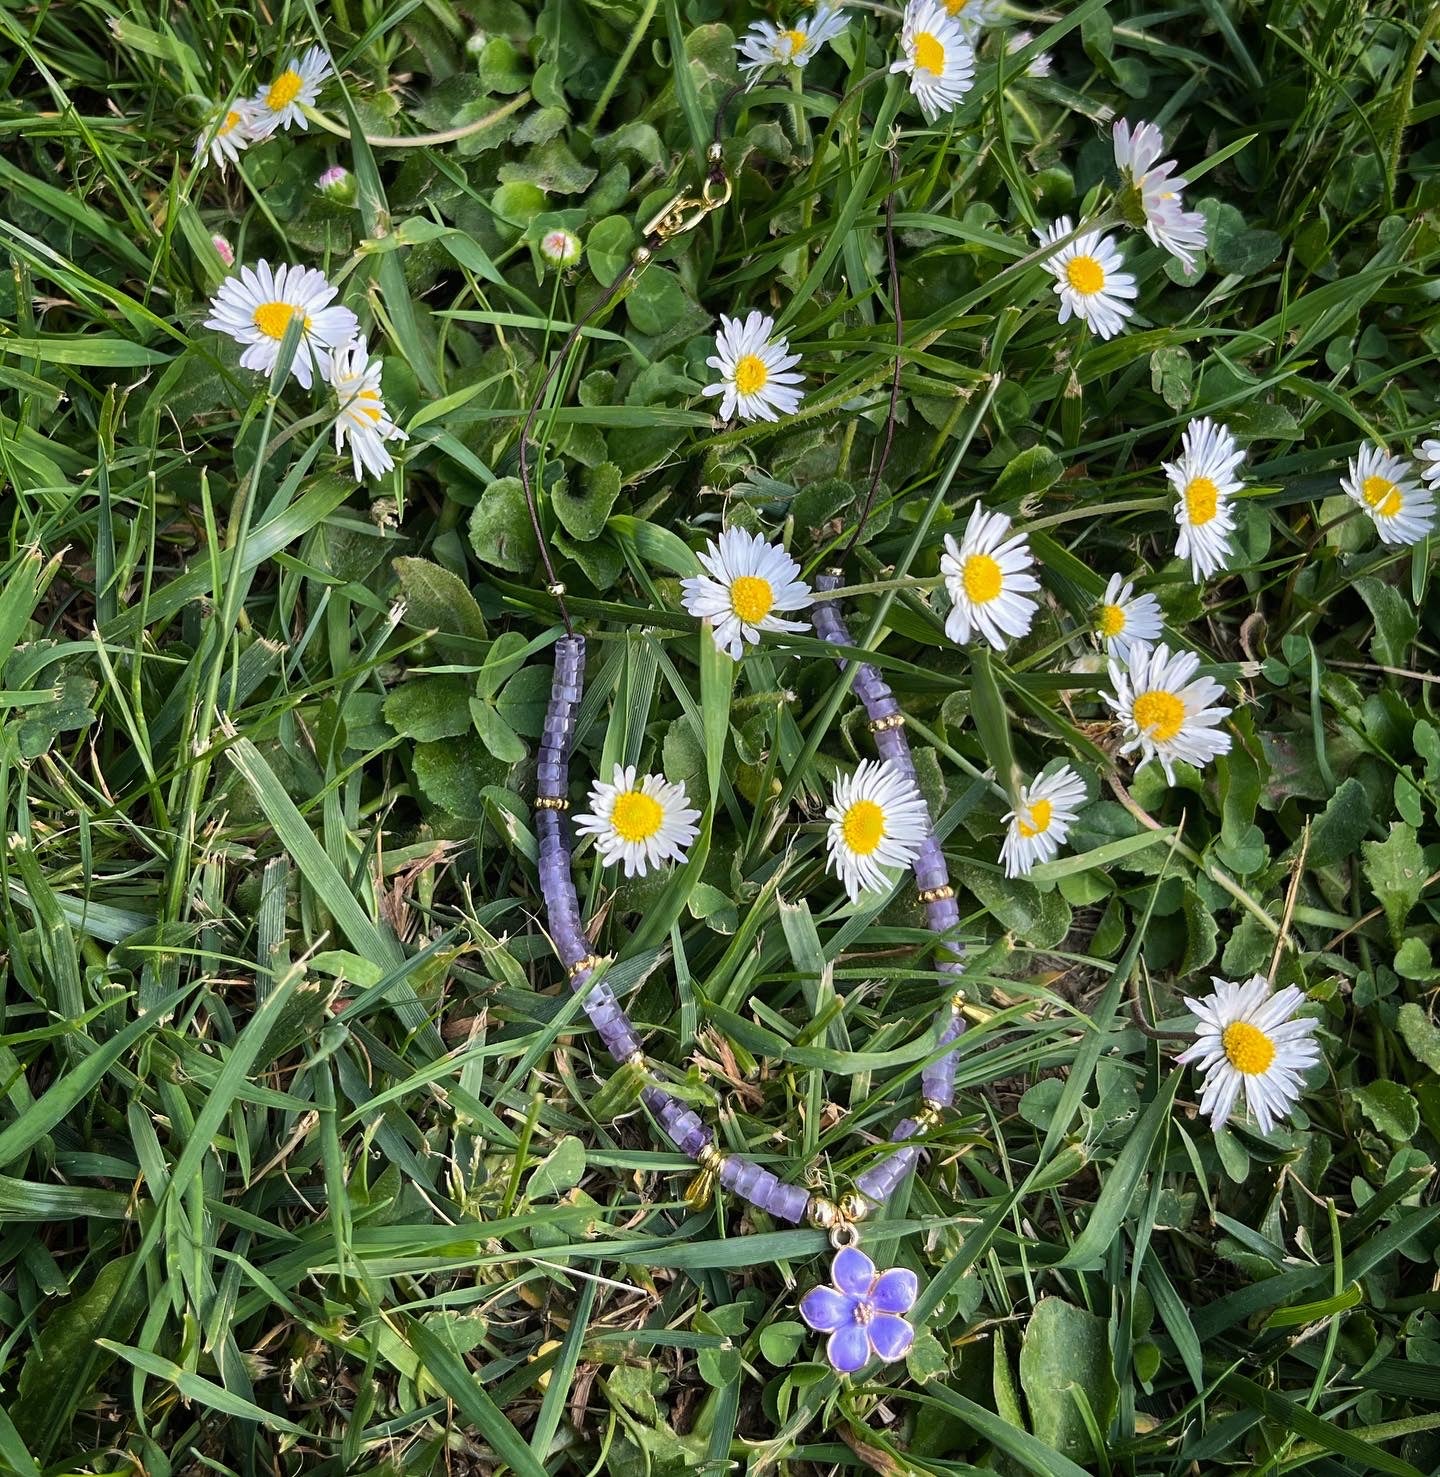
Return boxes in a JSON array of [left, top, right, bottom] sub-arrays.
[[641, 151, 731, 245]]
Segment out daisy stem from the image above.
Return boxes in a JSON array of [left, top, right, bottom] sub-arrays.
[[302, 93, 530, 148], [811, 574, 944, 599], [1024, 496, 1168, 531]]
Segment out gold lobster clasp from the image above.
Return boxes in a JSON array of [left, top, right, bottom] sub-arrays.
[[641, 144, 732, 246]]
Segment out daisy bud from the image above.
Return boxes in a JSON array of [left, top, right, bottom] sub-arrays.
[[211, 234, 235, 268], [539, 228, 582, 269], [316, 165, 355, 204]]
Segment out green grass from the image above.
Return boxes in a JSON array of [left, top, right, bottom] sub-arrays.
[[3, 0, 1440, 1473]]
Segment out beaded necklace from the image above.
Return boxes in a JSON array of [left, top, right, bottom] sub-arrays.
[[521, 134, 968, 1378]]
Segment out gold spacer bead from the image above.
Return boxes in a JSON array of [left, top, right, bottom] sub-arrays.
[[707, 141, 724, 162], [568, 953, 604, 979], [915, 1102, 945, 1130], [535, 795, 569, 811], [807, 1196, 838, 1231], [624, 1048, 646, 1072], [696, 1142, 726, 1173], [949, 990, 967, 1013], [546, 581, 567, 598], [632, 244, 653, 267], [838, 1192, 871, 1223], [918, 884, 955, 904], [869, 712, 906, 732], [823, 566, 845, 578]]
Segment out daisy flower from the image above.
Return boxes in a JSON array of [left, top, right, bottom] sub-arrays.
[[1166, 417, 1245, 583], [825, 759, 930, 902], [574, 765, 701, 879], [1418, 437, 1440, 487], [328, 336, 408, 481], [1105, 641, 1232, 783], [680, 526, 813, 660], [999, 765, 1087, 878], [247, 45, 331, 139], [1176, 975, 1321, 1135], [939, 503, 1040, 650], [890, 0, 976, 123], [703, 311, 804, 424], [193, 103, 255, 172], [735, 4, 850, 85], [1094, 574, 1162, 661], [1113, 119, 1208, 272], [1005, 30, 1053, 77], [203, 260, 360, 391], [539, 228, 582, 268], [1036, 216, 1137, 340], [940, 0, 1001, 33], [1340, 443, 1435, 547]]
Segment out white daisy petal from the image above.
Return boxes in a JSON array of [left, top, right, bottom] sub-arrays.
[[889, 0, 976, 123], [735, 4, 849, 85], [680, 526, 813, 660], [1113, 119, 1208, 271], [939, 503, 1040, 651], [703, 311, 805, 424], [1094, 573, 1163, 661], [574, 764, 701, 879], [248, 44, 332, 138], [1178, 974, 1320, 1135], [193, 101, 257, 172], [1104, 640, 1233, 784], [999, 764, 1087, 878], [824, 759, 930, 902], [1340, 443, 1435, 547], [204, 258, 360, 390], [1166, 417, 1245, 583], [1005, 29, 1053, 77], [1035, 216, 1137, 340], [329, 336, 408, 481], [1417, 437, 1440, 487]]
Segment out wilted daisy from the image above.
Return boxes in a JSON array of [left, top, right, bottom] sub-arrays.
[[204, 260, 359, 391], [825, 759, 930, 902], [735, 4, 849, 85], [939, 504, 1040, 650], [329, 336, 408, 481], [999, 765, 1087, 878], [1113, 119, 1208, 272], [1166, 417, 1244, 582], [193, 103, 255, 171], [680, 526, 813, 660], [1105, 641, 1232, 783], [941, 0, 1001, 33], [1418, 437, 1440, 486], [575, 765, 701, 879], [1036, 216, 1136, 340], [539, 228, 582, 268], [1094, 574, 1162, 660], [1005, 30, 1053, 77], [1177, 976, 1321, 1135], [247, 45, 331, 139], [1341, 443, 1436, 547], [890, 0, 976, 123], [703, 311, 804, 424]]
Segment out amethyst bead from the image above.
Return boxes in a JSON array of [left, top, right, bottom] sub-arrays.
[[718, 1154, 809, 1224], [920, 1006, 966, 1109]]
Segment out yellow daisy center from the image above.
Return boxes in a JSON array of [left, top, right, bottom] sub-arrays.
[[355, 388, 384, 422], [252, 300, 311, 340], [913, 31, 945, 75], [1065, 255, 1106, 296], [842, 798, 886, 856], [961, 552, 1003, 604], [1185, 475, 1219, 526], [1097, 603, 1127, 638], [1361, 474, 1402, 519], [1016, 797, 1052, 839], [733, 354, 770, 397], [730, 574, 775, 625], [611, 790, 664, 844], [1132, 689, 1186, 744], [944, 0, 970, 12], [782, 27, 809, 55], [1221, 1020, 1276, 1076], [220, 109, 243, 135], [266, 68, 304, 112]]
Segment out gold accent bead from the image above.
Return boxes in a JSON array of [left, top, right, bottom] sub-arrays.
[[869, 712, 905, 732], [824, 566, 845, 578], [918, 884, 954, 904], [632, 245, 652, 267], [696, 1142, 726, 1173], [568, 953, 604, 979], [707, 141, 724, 163], [807, 1197, 838, 1231], [535, 795, 569, 811], [624, 1048, 647, 1072], [838, 1192, 871, 1223], [915, 1102, 944, 1130], [949, 990, 967, 1013], [546, 581, 567, 598]]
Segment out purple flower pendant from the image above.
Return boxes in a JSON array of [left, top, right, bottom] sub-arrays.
[[799, 1245, 918, 1374]]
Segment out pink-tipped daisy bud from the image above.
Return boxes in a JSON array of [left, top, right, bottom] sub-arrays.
[[539, 228, 582, 268], [211, 234, 235, 267], [316, 165, 355, 203], [465, 31, 489, 56]]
